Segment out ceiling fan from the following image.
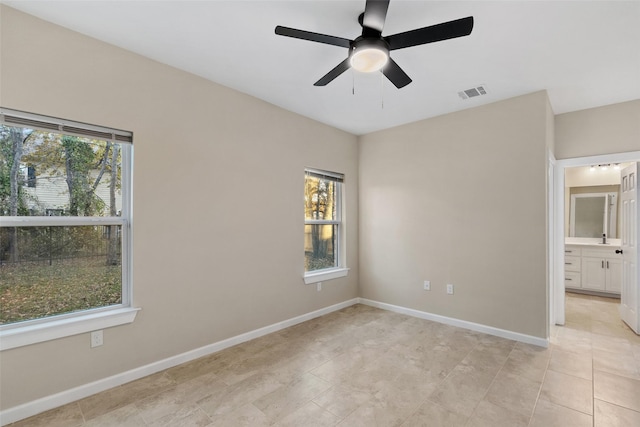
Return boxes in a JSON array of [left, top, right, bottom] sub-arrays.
[[275, 0, 474, 89]]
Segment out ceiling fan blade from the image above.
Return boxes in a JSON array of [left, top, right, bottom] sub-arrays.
[[314, 58, 351, 86], [363, 0, 390, 33], [386, 16, 474, 51], [275, 26, 352, 48], [382, 58, 412, 89]]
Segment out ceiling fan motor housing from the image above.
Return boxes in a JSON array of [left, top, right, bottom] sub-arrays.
[[351, 37, 389, 56]]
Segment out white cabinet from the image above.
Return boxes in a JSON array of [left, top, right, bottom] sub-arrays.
[[564, 244, 622, 295]]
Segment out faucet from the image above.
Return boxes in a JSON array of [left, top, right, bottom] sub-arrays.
[[602, 233, 607, 244]]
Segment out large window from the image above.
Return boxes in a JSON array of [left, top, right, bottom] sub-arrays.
[[0, 108, 135, 349], [304, 168, 347, 283]]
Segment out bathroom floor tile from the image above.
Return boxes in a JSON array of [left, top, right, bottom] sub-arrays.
[[548, 347, 592, 380], [594, 399, 640, 427], [540, 369, 593, 415], [483, 370, 542, 418], [594, 369, 640, 412], [593, 348, 640, 379], [530, 398, 592, 427]]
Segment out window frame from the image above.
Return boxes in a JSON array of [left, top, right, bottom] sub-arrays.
[[0, 108, 138, 351], [303, 168, 349, 284]]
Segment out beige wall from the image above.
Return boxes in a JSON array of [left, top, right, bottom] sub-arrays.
[[555, 100, 640, 159], [0, 6, 359, 410], [359, 91, 551, 338]]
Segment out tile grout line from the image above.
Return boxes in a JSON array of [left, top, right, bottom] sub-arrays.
[[527, 346, 554, 427], [538, 316, 597, 420], [458, 339, 513, 427]]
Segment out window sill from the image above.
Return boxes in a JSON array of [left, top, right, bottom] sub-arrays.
[[304, 268, 350, 285], [0, 307, 140, 351]]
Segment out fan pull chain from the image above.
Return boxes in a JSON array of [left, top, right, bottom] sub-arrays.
[[380, 71, 384, 109], [352, 69, 355, 95]]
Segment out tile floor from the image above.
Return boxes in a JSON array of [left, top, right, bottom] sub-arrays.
[[8, 292, 640, 426]]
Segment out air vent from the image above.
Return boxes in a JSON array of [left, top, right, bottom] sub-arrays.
[[458, 85, 488, 100]]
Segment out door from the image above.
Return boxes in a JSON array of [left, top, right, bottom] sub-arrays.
[[620, 163, 639, 334]]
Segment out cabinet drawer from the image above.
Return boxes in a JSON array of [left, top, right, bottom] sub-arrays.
[[564, 256, 581, 272], [565, 271, 581, 288], [582, 247, 621, 258], [564, 246, 582, 256]]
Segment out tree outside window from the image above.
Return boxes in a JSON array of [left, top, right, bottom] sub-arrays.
[[304, 169, 343, 272], [0, 110, 131, 326]]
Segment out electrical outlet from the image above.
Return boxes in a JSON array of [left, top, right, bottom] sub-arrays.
[[446, 284, 454, 295], [317, 282, 322, 292], [91, 330, 103, 348], [423, 280, 430, 291]]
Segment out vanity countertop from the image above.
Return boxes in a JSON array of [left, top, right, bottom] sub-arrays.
[[565, 238, 621, 247]]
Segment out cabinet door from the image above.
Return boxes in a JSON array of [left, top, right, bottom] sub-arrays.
[[606, 258, 622, 293], [582, 257, 606, 290]]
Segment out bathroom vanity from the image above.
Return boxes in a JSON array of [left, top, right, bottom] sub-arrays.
[[565, 239, 622, 295]]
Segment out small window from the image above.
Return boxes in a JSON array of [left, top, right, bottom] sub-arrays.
[[304, 168, 344, 273]]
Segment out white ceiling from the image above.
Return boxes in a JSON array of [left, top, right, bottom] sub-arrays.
[[4, 0, 640, 135]]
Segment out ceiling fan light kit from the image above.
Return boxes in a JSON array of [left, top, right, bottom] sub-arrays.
[[350, 39, 389, 73], [275, 0, 473, 89]]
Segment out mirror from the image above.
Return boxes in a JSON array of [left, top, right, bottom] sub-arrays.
[[569, 192, 618, 238]]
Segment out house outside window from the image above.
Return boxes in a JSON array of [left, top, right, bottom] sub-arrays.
[[304, 168, 348, 284], [0, 108, 137, 350]]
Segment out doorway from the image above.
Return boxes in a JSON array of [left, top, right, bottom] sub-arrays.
[[552, 151, 640, 330]]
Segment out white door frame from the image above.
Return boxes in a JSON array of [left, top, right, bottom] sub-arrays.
[[552, 150, 640, 326], [548, 150, 556, 330]]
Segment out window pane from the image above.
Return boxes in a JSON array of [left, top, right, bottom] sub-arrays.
[[305, 175, 337, 221], [0, 225, 122, 324], [1, 125, 123, 217], [304, 224, 337, 271]]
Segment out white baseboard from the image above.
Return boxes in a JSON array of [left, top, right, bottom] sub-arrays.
[[0, 298, 359, 426], [358, 298, 549, 348]]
